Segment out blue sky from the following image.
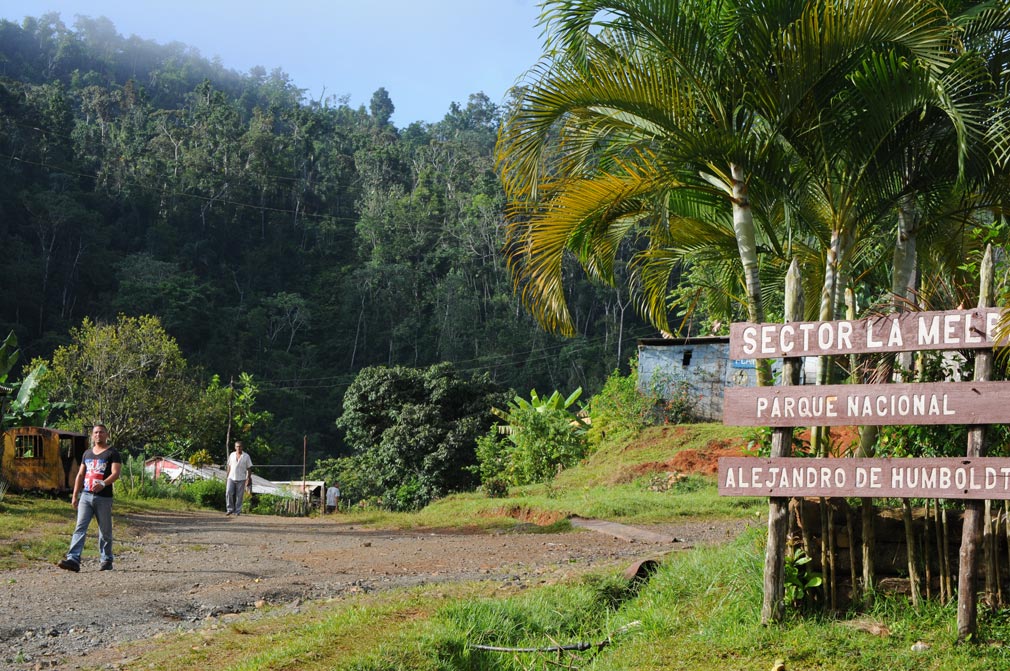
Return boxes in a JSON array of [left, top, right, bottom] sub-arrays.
[[2, 0, 546, 126]]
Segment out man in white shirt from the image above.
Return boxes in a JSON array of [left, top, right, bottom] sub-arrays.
[[325, 483, 340, 513], [225, 441, 253, 516]]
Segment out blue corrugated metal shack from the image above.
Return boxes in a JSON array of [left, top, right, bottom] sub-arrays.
[[637, 337, 814, 421]]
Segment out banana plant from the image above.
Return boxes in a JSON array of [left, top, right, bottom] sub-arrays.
[[492, 387, 588, 435], [0, 331, 70, 430], [0, 331, 19, 429]]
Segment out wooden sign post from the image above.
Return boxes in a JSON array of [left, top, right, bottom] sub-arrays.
[[719, 248, 1004, 638], [761, 259, 802, 624]]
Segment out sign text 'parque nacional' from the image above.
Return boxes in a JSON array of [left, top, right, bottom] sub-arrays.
[[729, 307, 1006, 359], [723, 380, 1010, 427], [719, 457, 1010, 499]]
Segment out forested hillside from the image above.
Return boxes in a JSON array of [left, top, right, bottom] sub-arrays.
[[0, 14, 654, 465]]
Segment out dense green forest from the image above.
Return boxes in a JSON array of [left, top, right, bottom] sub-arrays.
[[0, 13, 655, 470]]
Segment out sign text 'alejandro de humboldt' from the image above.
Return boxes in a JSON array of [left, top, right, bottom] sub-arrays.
[[719, 457, 1010, 499], [729, 307, 1006, 359], [723, 380, 1010, 426]]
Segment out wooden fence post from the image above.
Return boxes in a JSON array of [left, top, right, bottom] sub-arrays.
[[958, 244, 994, 641], [762, 259, 803, 624]]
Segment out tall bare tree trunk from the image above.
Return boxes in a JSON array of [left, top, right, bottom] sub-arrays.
[[224, 376, 234, 461], [902, 499, 922, 607], [845, 499, 858, 607], [924, 499, 933, 600]]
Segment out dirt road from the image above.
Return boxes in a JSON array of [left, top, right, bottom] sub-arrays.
[[0, 510, 753, 670]]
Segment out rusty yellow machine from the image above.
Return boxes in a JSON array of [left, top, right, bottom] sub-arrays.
[[1, 426, 88, 493]]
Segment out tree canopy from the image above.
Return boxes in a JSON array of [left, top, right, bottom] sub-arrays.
[[0, 13, 651, 466]]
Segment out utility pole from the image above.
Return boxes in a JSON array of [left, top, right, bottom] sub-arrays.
[[302, 434, 308, 511], [224, 376, 234, 462]]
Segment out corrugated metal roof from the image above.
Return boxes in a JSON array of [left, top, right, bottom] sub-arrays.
[[638, 336, 730, 346], [144, 457, 298, 498]]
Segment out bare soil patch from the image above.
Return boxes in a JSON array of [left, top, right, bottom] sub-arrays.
[[613, 437, 749, 483], [1, 509, 754, 670]]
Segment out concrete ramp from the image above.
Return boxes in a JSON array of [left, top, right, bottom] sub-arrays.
[[569, 516, 679, 544]]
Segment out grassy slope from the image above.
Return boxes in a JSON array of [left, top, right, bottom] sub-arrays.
[[362, 422, 765, 530]]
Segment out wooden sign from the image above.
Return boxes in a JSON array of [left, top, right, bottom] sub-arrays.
[[729, 308, 1005, 359], [719, 457, 1010, 499], [723, 381, 1010, 427]]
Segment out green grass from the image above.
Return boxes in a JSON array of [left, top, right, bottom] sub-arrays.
[[0, 492, 201, 569], [0, 495, 82, 568], [112, 583, 495, 671], [99, 527, 1010, 670], [334, 423, 765, 530]]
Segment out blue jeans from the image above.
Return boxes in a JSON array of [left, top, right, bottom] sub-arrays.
[[226, 479, 246, 514], [67, 492, 114, 563]]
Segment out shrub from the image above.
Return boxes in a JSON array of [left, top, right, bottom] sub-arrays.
[[480, 476, 509, 498], [180, 478, 226, 509], [505, 405, 588, 485], [247, 493, 295, 516], [476, 387, 590, 489], [188, 449, 214, 467], [393, 477, 425, 510], [657, 379, 697, 424], [586, 365, 655, 449], [474, 430, 510, 488], [335, 362, 510, 510], [309, 453, 383, 507]]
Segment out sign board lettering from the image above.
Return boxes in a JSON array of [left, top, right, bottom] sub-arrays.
[[723, 381, 1010, 427], [729, 308, 1006, 359], [719, 457, 1010, 499]]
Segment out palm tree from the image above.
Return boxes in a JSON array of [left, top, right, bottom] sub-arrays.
[[497, 0, 960, 370]]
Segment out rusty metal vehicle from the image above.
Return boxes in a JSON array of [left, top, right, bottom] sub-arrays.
[[1, 426, 88, 493]]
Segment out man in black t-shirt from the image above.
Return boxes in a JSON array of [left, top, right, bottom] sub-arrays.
[[57, 424, 122, 572]]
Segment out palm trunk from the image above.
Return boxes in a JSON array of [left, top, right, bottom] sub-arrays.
[[1005, 502, 1010, 605], [984, 500, 999, 606], [844, 499, 858, 607], [729, 162, 771, 386], [943, 504, 954, 602], [860, 497, 876, 607]]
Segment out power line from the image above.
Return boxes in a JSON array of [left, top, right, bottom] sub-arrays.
[[250, 327, 659, 392], [0, 150, 360, 223]]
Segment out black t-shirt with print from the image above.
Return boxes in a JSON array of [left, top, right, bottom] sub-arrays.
[[82, 447, 122, 498]]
